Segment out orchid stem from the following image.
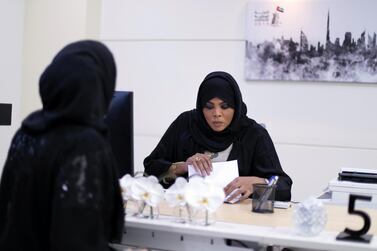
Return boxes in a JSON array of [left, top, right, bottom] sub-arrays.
[[136, 201, 146, 217], [205, 209, 209, 226], [123, 200, 128, 215], [186, 204, 192, 223], [150, 206, 154, 219]]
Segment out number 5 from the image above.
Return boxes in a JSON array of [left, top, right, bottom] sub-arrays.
[[336, 194, 373, 243]]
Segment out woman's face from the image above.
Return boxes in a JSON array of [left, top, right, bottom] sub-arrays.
[[202, 97, 235, 132]]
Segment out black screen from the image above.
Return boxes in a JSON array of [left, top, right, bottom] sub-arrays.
[[0, 103, 12, 126], [105, 91, 134, 177]]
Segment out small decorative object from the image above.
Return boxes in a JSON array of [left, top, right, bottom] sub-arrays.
[[293, 197, 327, 236], [165, 177, 192, 223], [130, 175, 164, 219], [185, 176, 225, 226], [119, 174, 135, 215]]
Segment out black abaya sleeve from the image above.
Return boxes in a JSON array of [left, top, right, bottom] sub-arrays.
[[250, 129, 292, 201], [143, 114, 185, 178]]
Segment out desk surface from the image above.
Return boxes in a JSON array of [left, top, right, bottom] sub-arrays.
[[186, 200, 377, 234], [123, 200, 377, 251]]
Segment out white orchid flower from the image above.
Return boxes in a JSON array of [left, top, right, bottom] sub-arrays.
[[130, 176, 164, 207], [165, 177, 188, 207], [147, 175, 159, 183], [148, 182, 165, 207], [119, 174, 134, 201], [185, 176, 225, 212]]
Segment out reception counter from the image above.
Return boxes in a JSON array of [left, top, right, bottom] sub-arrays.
[[114, 200, 377, 251]]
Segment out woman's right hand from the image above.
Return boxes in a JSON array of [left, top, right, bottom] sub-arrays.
[[185, 153, 212, 176]]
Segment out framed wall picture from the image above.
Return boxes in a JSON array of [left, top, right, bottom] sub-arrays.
[[245, 0, 377, 83]]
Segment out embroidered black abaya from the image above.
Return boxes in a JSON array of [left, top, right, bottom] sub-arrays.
[[144, 71, 292, 201], [0, 40, 124, 251]]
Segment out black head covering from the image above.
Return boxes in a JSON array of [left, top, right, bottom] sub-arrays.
[[22, 40, 116, 133], [198, 77, 235, 109], [189, 71, 249, 152]]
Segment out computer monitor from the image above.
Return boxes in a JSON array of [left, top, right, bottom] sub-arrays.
[[105, 91, 134, 177]]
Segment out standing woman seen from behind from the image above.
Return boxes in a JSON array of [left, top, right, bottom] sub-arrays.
[[0, 40, 124, 251], [144, 71, 292, 202]]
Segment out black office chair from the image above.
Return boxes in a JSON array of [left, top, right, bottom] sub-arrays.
[[105, 91, 134, 177]]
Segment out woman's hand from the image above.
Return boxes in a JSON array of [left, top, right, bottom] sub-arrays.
[[185, 153, 212, 176], [224, 176, 266, 202]]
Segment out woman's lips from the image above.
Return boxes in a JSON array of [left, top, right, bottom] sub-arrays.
[[212, 121, 223, 126]]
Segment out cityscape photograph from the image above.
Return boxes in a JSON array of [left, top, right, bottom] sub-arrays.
[[245, 0, 377, 83]]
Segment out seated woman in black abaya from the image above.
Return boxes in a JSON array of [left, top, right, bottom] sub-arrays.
[[144, 71, 292, 202]]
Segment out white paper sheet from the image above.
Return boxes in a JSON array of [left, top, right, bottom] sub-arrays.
[[188, 160, 239, 188], [188, 160, 242, 203]]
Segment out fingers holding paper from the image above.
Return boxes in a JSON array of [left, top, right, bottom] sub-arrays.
[[186, 153, 212, 176]]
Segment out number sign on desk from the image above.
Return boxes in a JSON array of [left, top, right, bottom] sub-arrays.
[[336, 194, 373, 243]]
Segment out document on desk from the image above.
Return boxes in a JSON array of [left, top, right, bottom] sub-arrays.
[[188, 160, 239, 188], [188, 160, 242, 203]]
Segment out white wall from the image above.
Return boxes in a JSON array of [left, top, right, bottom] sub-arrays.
[[0, 0, 25, 174], [100, 0, 377, 201], [21, 0, 102, 119], [0, 0, 102, 176]]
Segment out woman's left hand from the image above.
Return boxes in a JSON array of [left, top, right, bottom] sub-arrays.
[[224, 176, 266, 202]]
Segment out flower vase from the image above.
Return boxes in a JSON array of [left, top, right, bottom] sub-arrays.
[[124, 199, 140, 216], [134, 200, 147, 218], [173, 204, 193, 223], [193, 208, 216, 226], [147, 205, 159, 219]]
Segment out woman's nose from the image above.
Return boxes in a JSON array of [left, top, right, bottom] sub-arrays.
[[213, 107, 222, 117]]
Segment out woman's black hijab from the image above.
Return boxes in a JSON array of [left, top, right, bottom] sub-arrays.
[[189, 71, 249, 152], [22, 40, 116, 134]]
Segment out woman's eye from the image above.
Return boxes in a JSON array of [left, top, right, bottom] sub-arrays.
[[204, 103, 214, 109], [221, 103, 230, 109]]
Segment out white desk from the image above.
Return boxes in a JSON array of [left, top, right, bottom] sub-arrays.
[[115, 200, 377, 251]]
